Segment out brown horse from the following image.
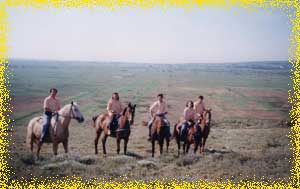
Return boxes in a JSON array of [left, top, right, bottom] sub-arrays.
[[143, 115, 171, 157], [93, 103, 136, 155], [199, 109, 212, 153], [26, 102, 85, 159], [173, 119, 200, 156]]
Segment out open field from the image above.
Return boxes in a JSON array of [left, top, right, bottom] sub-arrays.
[[8, 59, 292, 182]]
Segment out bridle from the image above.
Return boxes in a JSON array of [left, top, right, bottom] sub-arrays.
[[54, 103, 77, 120]]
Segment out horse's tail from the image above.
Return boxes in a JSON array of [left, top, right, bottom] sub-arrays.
[[171, 123, 178, 140], [26, 120, 34, 148]]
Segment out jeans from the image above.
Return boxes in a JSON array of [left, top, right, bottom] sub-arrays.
[[180, 121, 190, 137], [108, 114, 120, 130], [148, 115, 170, 137], [40, 111, 52, 142]]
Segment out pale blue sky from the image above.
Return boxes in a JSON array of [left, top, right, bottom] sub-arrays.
[[7, 7, 291, 63]]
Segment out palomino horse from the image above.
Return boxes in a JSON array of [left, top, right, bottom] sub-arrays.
[[143, 115, 171, 157], [199, 109, 212, 153], [173, 119, 200, 156], [93, 103, 136, 155], [26, 102, 85, 159]]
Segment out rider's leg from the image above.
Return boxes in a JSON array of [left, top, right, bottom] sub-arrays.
[[40, 112, 52, 143], [180, 121, 188, 136], [107, 114, 114, 135], [148, 118, 153, 137], [162, 116, 171, 137]]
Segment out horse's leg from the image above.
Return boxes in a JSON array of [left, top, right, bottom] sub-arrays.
[[94, 129, 101, 155], [202, 137, 207, 153], [166, 137, 169, 153], [63, 140, 68, 153], [151, 139, 155, 158], [194, 141, 199, 154], [116, 137, 121, 154], [124, 138, 128, 155], [52, 142, 58, 156], [186, 143, 190, 154], [176, 137, 181, 156], [36, 142, 42, 160], [183, 142, 186, 155], [160, 137, 164, 155], [30, 137, 34, 153], [102, 134, 108, 155]]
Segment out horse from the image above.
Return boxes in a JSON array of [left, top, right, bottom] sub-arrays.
[[199, 109, 212, 153], [143, 115, 171, 157], [26, 101, 85, 159], [93, 103, 136, 155], [173, 118, 200, 156]]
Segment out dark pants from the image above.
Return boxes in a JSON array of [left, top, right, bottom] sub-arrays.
[[40, 111, 52, 142], [148, 115, 171, 137], [181, 121, 194, 140], [108, 114, 120, 131]]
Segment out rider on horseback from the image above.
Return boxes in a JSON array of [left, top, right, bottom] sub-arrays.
[[147, 93, 171, 140], [180, 100, 196, 140], [40, 88, 61, 144], [107, 92, 123, 135], [194, 95, 206, 121]]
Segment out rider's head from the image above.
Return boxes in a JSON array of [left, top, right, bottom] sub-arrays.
[[112, 92, 119, 101], [186, 100, 194, 108], [50, 88, 58, 98], [198, 95, 204, 101], [157, 93, 164, 102]]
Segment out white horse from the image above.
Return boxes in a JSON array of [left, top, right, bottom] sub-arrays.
[[26, 101, 84, 159]]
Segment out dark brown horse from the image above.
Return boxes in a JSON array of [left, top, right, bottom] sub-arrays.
[[199, 109, 212, 153], [143, 115, 171, 157], [92, 103, 136, 155], [173, 119, 200, 156]]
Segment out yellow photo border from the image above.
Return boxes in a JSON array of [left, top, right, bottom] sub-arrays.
[[1, 0, 299, 188]]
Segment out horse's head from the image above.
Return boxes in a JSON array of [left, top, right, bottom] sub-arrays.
[[123, 102, 136, 125], [202, 109, 212, 125], [69, 101, 85, 123]]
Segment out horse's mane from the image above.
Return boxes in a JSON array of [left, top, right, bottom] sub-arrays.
[[122, 107, 128, 116]]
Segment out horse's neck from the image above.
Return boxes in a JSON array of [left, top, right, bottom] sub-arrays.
[[57, 107, 72, 129], [118, 115, 127, 128], [153, 117, 161, 129], [59, 116, 71, 129]]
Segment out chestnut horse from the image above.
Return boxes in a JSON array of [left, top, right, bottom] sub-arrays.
[[93, 103, 136, 155], [143, 116, 171, 157], [26, 102, 85, 159], [173, 109, 211, 155], [173, 119, 200, 156], [199, 109, 212, 153]]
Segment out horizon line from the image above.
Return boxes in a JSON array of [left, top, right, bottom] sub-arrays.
[[8, 57, 289, 65]]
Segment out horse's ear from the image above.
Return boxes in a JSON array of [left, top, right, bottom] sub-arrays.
[[134, 104, 137, 108], [71, 101, 74, 105], [128, 102, 132, 107]]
